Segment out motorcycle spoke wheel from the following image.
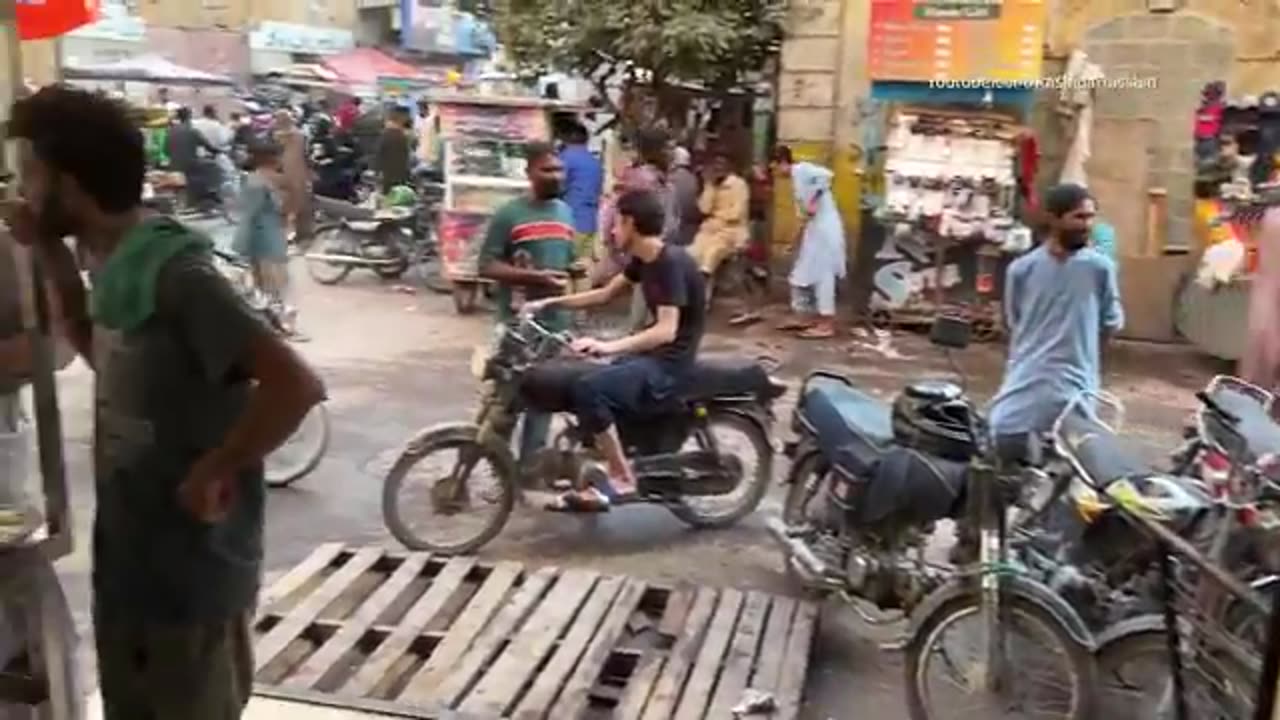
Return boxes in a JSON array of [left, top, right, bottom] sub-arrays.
[[382, 435, 514, 555], [906, 595, 1094, 720], [266, 404, 329, 488], [1096, 629, 1256, 720], [305, 226, 353, 285], [669, 412, 772, 529]]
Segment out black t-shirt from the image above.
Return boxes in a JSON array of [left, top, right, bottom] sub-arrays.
[[624, 245, 706, 370]]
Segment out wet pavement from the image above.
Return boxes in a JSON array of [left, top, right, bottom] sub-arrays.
[[35, 226, 1222, 719]]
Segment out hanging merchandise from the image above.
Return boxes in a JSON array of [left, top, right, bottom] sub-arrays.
[[866, 107, 1033, 339], [17, 0, 100, 41]]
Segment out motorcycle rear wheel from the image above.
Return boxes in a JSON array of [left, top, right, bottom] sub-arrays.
[[1095, 626, 1256, 719], [668, 412, 773, 529], [305, 225, 353, 285], [266, 404, 330, 488], [906, 593, 1095, 720], [381, 424, 516, 555]]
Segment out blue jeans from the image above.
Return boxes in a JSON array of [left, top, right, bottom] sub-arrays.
[[570, 356, 676, 435]]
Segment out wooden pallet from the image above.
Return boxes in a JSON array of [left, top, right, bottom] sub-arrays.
[[253, 544, 819, 720]]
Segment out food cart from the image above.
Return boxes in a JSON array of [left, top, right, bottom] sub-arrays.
[[431, 94, 586, 314]]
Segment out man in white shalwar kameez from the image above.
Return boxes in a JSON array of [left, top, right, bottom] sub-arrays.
[[772, 146, 846, 338]]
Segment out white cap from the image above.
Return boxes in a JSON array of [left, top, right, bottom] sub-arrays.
[[672, 146, 691, 167]]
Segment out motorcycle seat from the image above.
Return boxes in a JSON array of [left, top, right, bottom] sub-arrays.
[[314, 195, 376, 221], [680, 359, 781, 401], [1058, 412, 1152, 486], [800, 374, 894, 458], [1208, 387, 1280, 459]]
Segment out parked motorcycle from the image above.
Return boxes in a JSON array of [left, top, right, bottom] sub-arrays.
[[769, 316, 1095, 720], [304, 195, 448, 293], [212, 249, 330, 488], [380, 313, 786, 555]]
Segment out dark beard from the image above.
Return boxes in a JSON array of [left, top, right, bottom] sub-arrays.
[[1060, 231, 1089, 251], [534, 182, 563, 200]]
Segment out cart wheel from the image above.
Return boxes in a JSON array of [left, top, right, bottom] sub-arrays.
[[972, 317, 999, 343], [869, 309, 893, 331], [453, 282, 480, 314]]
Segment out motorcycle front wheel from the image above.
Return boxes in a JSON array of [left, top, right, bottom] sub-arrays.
[[905, 593, 1095, 720], [381, 424, 516, 555], [266, 403, 330, 488], [305, 224, 354, 285]]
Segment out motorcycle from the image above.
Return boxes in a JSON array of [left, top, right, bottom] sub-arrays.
[[1068, 390, 1275, 719], [211, 249, 330, 488], [380, 312, 786, 555], [304, 195, 447, 292], [768, 316, 1096, 720]]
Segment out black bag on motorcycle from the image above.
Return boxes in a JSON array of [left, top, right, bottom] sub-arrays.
[[846, 447, 969, 528]]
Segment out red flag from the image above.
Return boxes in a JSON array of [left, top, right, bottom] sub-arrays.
[[16, 0, 99, 41]]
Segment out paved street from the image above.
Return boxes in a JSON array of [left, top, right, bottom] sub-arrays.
[[35, 221, 1218, 718]]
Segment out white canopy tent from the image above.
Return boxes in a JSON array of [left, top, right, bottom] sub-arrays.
[[62, 53, 233, 86]]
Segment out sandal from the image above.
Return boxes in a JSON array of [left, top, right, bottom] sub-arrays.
[[729, 311, 762, 327], [798, 326, 837, 339], [775, 319, 813, 331], [544, 489, 611, 513]]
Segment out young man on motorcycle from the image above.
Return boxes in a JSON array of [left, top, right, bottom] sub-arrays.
[[523, 189, 707, 512], [478, 141, 574, 466]]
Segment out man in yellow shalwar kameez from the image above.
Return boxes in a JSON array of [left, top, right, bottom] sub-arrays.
[[689, 151, 749, 303]]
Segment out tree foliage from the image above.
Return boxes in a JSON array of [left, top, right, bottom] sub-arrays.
[[488, 0, 788, 92]]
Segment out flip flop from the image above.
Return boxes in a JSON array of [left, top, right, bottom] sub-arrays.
[[583, 464, 637, 504], [798, 326, 837, 339], [775, 319, 813, 331], [729, 311, 762, 327], [544, 488, 611, 513]]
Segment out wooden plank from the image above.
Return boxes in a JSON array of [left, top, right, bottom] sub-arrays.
[[657, 585, 695, 638], [257, 543, 345, 616], [672, 588, 744, 720], [343, 557, 477, 698], [774, 601, 819, 720], [639, 588, 718, 720], [397, 561, 522, 702], [284, 553, 431, 691], [545, 578, 648, 719], [511, 576, 626, 720], [705, 591, 770, 718], [255, 548, 384, 674], [751, 595, 797, 691], [459, 569, 600, 717], [612, 649, 665, 720], [415, 566, 559, 707]]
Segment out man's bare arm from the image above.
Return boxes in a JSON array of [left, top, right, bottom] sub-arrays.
[[541, 273, 630, 311], [606, 305, 678, 355], [479, 259, 562, 289]]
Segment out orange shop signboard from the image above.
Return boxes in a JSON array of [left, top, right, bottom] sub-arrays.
[[868, 0, 1047, 83], [16, 0, 100, 41]]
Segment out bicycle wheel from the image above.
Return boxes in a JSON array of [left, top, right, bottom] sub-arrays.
[[905, 593, 1095, 720], [1096, 627, 1257, 720], [266, 404, 329, 488]]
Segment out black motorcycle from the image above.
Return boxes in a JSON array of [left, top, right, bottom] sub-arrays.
[[304, 195, 449, 293], [770, 317, 1095, 720], [380, 313, 785, 555]]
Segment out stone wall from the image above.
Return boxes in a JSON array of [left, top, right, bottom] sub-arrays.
[[1082, 12, 1235, 251]]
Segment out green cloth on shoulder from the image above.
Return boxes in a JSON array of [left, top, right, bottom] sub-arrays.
[[91, 216, 212, 331]]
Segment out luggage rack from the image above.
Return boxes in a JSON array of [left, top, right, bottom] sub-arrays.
[[1112, 501, 1272, 719]]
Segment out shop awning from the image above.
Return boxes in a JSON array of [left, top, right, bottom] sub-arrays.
[[63, 54, 234, 86], [259, 63, 342, 88], [321, 48, 427, 88], [18, 0, 99, 41]]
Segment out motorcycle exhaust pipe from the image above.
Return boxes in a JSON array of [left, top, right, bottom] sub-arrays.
[[302, 253, 406, 266], [765, 516, 830, 582]]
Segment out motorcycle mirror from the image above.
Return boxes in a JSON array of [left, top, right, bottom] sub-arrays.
[[930, 315, 972, 350]]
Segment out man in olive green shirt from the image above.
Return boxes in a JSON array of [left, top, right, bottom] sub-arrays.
[[479, 141, 575, 461]]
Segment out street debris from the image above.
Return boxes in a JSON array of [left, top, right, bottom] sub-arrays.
[[732, 688, 777, 716], [851, 326, 912, 360]]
